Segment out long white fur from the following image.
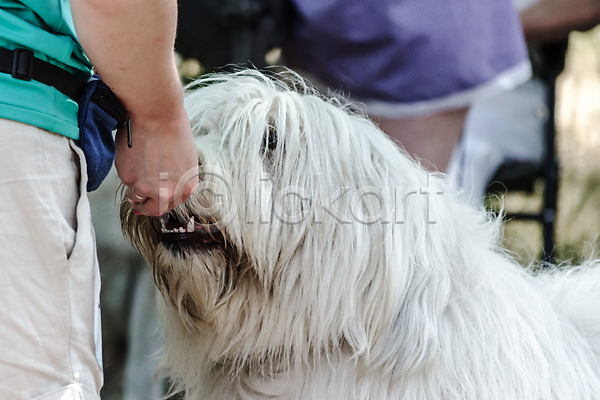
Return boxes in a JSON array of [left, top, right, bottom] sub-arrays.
[[124, 70, 600, 399]]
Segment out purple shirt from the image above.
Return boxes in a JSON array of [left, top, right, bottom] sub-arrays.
[[284, 0, 530, 116]]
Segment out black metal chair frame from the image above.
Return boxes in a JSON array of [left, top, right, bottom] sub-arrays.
[[488, 41, 568, 262]]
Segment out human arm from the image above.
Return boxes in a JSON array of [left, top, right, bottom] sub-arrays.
[[70, 0, 198, 216], [521, 0, 600, 43]]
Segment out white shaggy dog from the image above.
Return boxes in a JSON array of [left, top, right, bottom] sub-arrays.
[[121, 71, 600, 399]]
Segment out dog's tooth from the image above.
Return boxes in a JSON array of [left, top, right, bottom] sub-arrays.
[[179, 227, 186, 233], [187, 216, 195, 232]]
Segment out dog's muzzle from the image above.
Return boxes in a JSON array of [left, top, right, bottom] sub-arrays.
[[160, 213, 224, 252]]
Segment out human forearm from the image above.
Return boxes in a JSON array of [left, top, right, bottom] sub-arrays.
[[70, 0, 183, 125], [521, 0, 600, 43], [70, 0, 198, 216]]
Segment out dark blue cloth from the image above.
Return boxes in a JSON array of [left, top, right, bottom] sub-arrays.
[[77, 75, 119, 192]]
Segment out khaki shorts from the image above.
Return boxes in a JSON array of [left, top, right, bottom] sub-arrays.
[[0, 119, 102, 399]]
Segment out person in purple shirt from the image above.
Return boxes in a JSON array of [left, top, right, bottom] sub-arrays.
[[283, 0, 531, 171]]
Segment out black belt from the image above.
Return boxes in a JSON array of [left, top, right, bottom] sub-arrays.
[[0, 47, 87, 101]]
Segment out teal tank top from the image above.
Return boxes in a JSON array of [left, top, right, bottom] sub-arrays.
[[0, 0, 93, 140]]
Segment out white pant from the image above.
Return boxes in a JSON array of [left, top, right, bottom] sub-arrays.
[[0, 119, 102, 399]]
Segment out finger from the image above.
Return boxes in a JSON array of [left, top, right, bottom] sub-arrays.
[[133, 197, 174, 217], [178, 178, 199, 206], [126, 187, 149, 204], [171, 166, 199, 208]]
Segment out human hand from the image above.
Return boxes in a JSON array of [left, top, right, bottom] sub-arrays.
[[115, 106, 198, 216]]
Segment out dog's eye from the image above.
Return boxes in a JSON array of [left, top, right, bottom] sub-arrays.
[[261, 125, 277, 152]]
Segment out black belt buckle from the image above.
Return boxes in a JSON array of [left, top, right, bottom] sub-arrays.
[[12, 48, 34, 81]]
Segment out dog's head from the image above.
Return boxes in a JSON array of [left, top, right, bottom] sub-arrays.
[[120, 71, 485, 373]]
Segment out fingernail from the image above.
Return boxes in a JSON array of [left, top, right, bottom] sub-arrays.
[[134, 210, 142, 216], [127, 198, 134, 203]]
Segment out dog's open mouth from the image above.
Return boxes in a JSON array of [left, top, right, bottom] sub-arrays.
[[160, 212, 224, 250]]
